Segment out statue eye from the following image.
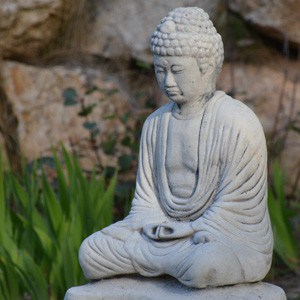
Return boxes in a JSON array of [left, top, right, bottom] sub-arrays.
[[155, 67, 165, 74], [171, 67, 184, 74]]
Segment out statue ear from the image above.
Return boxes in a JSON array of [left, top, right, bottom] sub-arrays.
[[199, 57, 215, 75], [205, 57, 216, 76]]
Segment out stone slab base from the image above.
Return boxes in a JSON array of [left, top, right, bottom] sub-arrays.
[[65, 275, 286, 300]]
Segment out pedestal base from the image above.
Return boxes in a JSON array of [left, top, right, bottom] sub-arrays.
[[65, 275, 286, 300]]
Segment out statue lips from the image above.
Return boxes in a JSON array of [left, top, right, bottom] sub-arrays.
[[166, 89, 182, 97]]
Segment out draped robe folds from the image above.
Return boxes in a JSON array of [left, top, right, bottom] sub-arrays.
[[79, 91, 273, 286]]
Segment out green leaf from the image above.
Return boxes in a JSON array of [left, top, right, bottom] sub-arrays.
[[268, 162, 299, 272], [121, 112, 130, 124], [63, 88, 78, 106], [85, 86, 99, 95], [121, 136, 131, 146], [83, 121, 97, 131], [42, 174, 63, 237], [118, 155, 133, 172], [52, 150, 70, 216], [136, 60, 152, 70], [0, 151, 6, 241], [91, 128, 100, 139], [78, 104, 96, 117], [102, 137, 116, 155], [0, 251, 20, 300], [33, 226, 54, 259], [16, 251, 48, 300]]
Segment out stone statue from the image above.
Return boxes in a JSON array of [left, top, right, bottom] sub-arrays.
[[78, 7, 273, 289]]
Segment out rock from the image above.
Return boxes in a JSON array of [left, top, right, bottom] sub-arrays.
[[0, 0, 221, 62], [0, 0, 71, 59], [1, 58, 299, 188], [0, 73, 22, 172], [65, 276, 286, 300], [0, 60, 136, 170], [218, 61, 300, 190], [84, 0, 221, 62], [228, 0, 300, 46]]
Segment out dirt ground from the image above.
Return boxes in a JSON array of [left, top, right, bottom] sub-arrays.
[[271, 273, 300, 299]]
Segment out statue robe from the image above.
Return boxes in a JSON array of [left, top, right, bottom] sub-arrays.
[[79, 91, 273, 287]]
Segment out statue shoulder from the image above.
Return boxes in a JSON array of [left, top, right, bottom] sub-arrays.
[[217, 93, 265, 137], [144, 102, 173, 125], [139, 102, 173, 138]]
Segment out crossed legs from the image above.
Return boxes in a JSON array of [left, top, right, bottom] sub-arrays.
[[79, 227, 245, 289]]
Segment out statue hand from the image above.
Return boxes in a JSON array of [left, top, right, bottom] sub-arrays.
[[143, 221, 194, 240], [193, 231, 216, 244]]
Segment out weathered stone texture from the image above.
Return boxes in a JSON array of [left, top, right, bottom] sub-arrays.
[[0, 0, 70, 59], [228, 0, 300, 45], [84, 0, 221, 62], [0, 61, 135, 169]]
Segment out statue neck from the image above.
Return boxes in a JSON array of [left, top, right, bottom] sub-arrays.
[[173, 92, 214, 118]]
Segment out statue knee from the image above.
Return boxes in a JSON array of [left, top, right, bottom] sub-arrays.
[[78, 235, 97, 279], [79, 232, 110, 279], [79, 230, 136, 280], [178, 242, 245, 288]]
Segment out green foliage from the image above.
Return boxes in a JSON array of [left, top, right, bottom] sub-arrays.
[[61, 86, 141, 174], [0, 149, 116, 299], [268, 162, 299, 272], [83, 121, 97, 131], [118, 154, 134, 172], [135, 60, 152, 70], [63, 88, 78, 106], [78, 104, 97, 117]]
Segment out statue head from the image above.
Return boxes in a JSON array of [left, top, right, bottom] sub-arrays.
[[151, 7, 224, 105]]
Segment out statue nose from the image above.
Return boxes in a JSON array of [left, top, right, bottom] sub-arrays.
[[164, 71, 176, 88]]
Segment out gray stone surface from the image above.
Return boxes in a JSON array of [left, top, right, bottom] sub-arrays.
[[85, 0, 221, 62], [65, 276, 286, 300], [228, 0, 300, 46]]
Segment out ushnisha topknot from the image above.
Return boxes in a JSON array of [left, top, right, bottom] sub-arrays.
[[150, 7, 224, 73]]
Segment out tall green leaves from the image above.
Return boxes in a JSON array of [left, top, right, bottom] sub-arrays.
[[268, 161, 299, 272], [0, 149, 116, 299]]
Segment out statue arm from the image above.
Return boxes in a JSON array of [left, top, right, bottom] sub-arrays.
[[127, 117, 168, 230], [189, 102, 272, 252]]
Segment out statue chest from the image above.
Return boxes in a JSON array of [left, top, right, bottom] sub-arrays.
[[165, 115, 202, 198]]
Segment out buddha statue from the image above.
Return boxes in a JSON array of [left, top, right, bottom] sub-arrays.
[[78, 7, 273, 289]]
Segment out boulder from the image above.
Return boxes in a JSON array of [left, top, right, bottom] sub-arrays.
[[0, 0, 71, 59], [84, 0, 221, 62], [1, 58, 300, 189], [218, 61, 300, 190], [0, 60, 136, 171], [228, 0, 300, 46]]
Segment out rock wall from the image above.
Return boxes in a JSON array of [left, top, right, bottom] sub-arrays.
[[0, 0, 299, 189], [228, 0, 300, 46], [83, 0, 221, 62], [218, 61, 300, 190], [1, 60, 136, 172], [0, 0, 74, 59]]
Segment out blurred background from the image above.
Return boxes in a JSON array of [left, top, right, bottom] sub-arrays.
[[0, 0, 299, 299]]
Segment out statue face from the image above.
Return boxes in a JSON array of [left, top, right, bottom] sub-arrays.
[[154, 55, 215, 105]]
